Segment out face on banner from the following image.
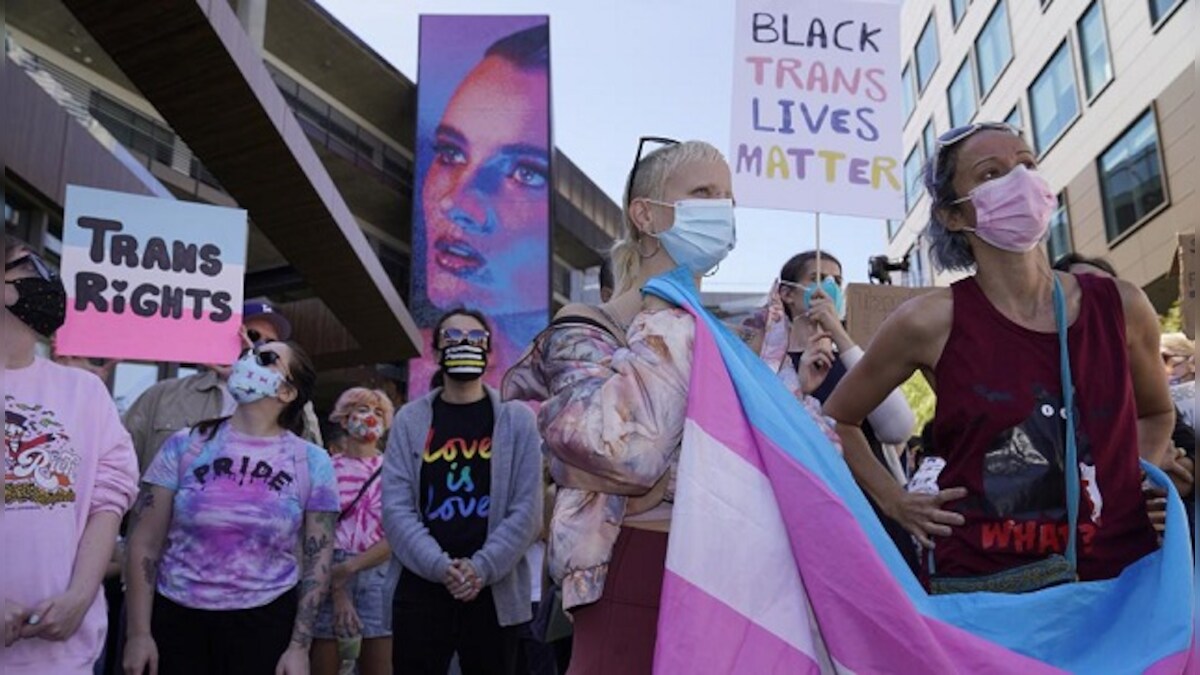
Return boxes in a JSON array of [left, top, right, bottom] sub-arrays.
[[422, 52, 550, 314], [410, 16, 551, 398]]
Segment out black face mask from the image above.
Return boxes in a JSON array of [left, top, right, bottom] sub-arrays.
[[5, 277, 68, 336], [440, 343, 488, 382]]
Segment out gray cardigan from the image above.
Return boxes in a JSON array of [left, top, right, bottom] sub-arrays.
[[381, 385, 542, 627]]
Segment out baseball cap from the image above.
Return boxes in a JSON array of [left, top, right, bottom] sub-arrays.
[[243, 300, 292, 341]]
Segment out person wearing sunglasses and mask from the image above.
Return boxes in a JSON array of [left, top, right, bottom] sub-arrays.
[[310, 387, 396, 675], [121, 340, 339, 675], [382, 309, 541, 675], [3, 235, 139, 675], [121, 299, 324, 473], [504, 138, 841, 674], [738, 249, 919, 572], [824, 123, 1174, 593]]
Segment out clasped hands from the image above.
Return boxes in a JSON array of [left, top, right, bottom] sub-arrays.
[[443, 559, 483, 602]]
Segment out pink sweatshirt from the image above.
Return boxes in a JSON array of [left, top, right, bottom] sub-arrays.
[[3, 357, 139, 675]]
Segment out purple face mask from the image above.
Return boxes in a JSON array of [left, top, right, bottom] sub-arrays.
[[953, 165, 1056, 252]]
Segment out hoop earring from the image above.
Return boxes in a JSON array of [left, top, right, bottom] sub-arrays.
[[637, 235, 661, 259], [703, 263, 721, 278]]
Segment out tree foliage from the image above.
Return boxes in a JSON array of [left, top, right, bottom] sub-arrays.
[[900, 371, 936, 437]]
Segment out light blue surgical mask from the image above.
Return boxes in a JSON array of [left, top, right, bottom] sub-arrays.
[[646, 198, 736, 275], [782, 277, 846, 319]]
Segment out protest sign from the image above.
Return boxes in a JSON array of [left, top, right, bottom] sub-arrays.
[[730, 0, 904, 219], [845, 282, 933, 347], [56, 185, 248, 364]]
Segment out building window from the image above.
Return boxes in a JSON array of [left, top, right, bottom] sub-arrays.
[[1077, 2, 1113, 101], [915, 15, 940, 92], [1098, 109, 1168, 242], [1005, 103, 1028, 144], [1028, 41, 1079, 155], [886, 219, 902, 242], [89, 92, 176, 167], [948, 59, 977, 128], [904, 146, 925, 213], [907, 242, 929, 286], [1047, 193, 1072, 263], [1149, 0, 1186, 26], [974, 1, 1012, 99], [1005, 104, 1022, 130], [922, 119, 938, 162], [951, 0, 969, 27], [902, 64, 916, 122]]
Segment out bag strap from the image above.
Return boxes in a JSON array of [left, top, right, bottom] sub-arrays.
[[1053, 275, 1080, 567], [552, 303, 629, 347], [339, 465, 382, 522]]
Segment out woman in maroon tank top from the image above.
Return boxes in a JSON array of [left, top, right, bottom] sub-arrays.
[[824, 123, 1175, 586]]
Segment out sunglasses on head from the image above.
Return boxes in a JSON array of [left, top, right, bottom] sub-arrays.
[[930, 122, 1020, 179], [5, 253, 57, 282], [440, 327, 490, 348], [624, 136, 681, 208]]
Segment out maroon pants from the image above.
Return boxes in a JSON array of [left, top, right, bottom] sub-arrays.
[[567, 527, 669, 675]]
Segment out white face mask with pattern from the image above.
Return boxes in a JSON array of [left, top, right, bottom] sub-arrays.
[[227, 352, 285, 404]]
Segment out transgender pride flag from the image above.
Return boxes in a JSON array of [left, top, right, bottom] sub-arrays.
[[645, 267, 1194, 674]]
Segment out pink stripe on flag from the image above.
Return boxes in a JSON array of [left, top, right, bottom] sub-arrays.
[[755, 429, 1066, 674], [1145, 645, 1194, 675], [57, 309, 243, 364], [656, 570, 823, 674], [685, 318, 765, 471]]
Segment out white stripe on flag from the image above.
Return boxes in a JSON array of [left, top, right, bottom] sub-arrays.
[[669, 420, 853, 673]]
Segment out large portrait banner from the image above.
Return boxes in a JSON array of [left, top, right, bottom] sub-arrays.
[[409, 15, 552, 398]]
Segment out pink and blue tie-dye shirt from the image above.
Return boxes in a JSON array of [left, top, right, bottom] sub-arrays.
[[331, 454, 385, 554], [142, 424, 338, 610]]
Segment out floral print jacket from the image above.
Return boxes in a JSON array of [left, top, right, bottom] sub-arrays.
[[504, 297, 842, 611], [504, 307, 692, 610]]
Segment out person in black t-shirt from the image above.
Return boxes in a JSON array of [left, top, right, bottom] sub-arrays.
[[382, 309, 542, 675]]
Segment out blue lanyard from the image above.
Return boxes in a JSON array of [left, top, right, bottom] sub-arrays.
[[1053, 275, 1079, 567]]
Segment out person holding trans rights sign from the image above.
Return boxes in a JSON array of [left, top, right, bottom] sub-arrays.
[[3, 233, 139, 675]]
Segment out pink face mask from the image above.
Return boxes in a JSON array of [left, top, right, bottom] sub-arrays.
[[953, 165, 1056, 252]]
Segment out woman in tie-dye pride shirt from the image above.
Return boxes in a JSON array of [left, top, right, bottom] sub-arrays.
[[122, 341, 339, 675], [311, 387, 395, 675]]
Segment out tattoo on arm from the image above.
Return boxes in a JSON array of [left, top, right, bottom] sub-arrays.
[[127, 485, 156, 530], [291, 512, 335, 649], [141, 556, 159, 586]]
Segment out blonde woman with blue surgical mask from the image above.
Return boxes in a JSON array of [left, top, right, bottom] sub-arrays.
[[505, 138, 840, 674]]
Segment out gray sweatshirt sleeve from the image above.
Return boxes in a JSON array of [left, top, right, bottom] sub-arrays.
[[470, 404, 543, 586], [382, 406, 452, 583]]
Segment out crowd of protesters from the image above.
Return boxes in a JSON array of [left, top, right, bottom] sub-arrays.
[[4, 120, 1192, 675]]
